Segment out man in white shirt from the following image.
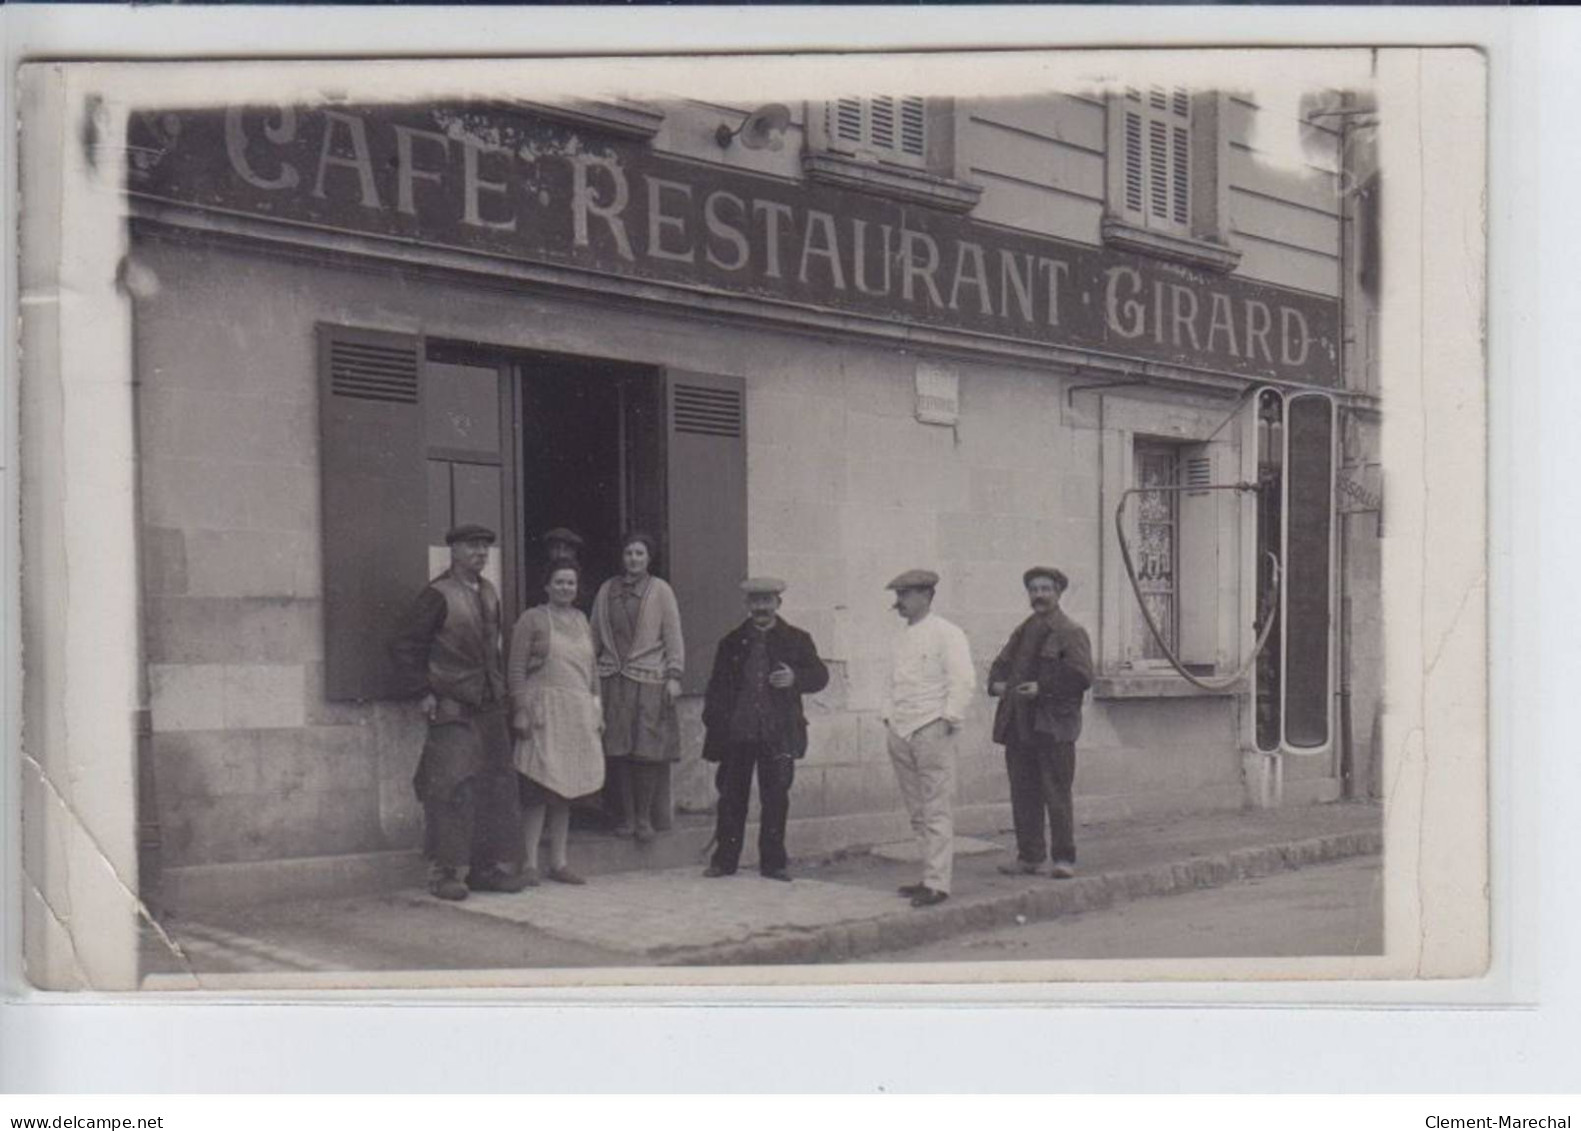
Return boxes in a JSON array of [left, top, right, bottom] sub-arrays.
[[880, 569, 976, 908]]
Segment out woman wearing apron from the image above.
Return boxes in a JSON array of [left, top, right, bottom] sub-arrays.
[[508, 561, 606, 885]]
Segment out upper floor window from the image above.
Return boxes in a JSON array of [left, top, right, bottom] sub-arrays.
[[803, 96, 982, 214], [1103, 87, 1240, 273], [1119, 87, 1192, 235], [827, 96, 929, 168]]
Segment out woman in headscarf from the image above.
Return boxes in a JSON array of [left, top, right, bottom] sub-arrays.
[[589, 533, 685, 841], [508, 560, 605, 884]]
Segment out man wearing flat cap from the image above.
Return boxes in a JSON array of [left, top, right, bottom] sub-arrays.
[[700, 578, 830, 880], [987, 566, 1093, 879], [390, 524, 529, 900], [881, 569, 975, 908], [543, 527, 585, 564]]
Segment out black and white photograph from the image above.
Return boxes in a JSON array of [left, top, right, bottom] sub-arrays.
[[14, 47, 1485, 992]]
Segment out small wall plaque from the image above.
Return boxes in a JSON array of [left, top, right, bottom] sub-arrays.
[[915, 362, 960, 426]]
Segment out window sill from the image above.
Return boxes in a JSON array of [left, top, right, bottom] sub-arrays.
[[513, 99, 666, 141], [1092, 674, 1242, 700], [803, 152, 982, 214], [1100, 218, 1243, 274]]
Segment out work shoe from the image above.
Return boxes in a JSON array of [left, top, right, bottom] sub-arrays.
[[1050, 862, 1077, 880], [546, 867, 586, 886], [633, 820, 656, 844], [429, 871, 468, 902], [468, 866, 535, 893], [761, 868, 792, 882], [909, 887, 950, 908], [703, 865, 736, 878], [897, 882, 928, 898], [998, 861, 1042, 876]]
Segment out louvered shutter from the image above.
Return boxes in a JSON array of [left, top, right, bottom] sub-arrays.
[[664, 371, 747, 695], [828, 96, 927, 164], [318, 324, 429, 701], [1120, 87, 1191, 233], [1177, 442, 1222, 671]]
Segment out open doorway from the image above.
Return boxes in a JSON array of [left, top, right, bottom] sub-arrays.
[[514, 353, 665, 610]]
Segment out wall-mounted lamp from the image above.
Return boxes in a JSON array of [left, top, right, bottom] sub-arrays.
[[715, 103, 791, 151]]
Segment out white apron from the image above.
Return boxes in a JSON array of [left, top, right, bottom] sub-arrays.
[[516, 608, 606, 800]]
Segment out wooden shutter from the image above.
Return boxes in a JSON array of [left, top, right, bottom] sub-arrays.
[[828, 96, 927, 164], [1176, 442, 1221, 670], [318, 325, 428, 701], [1120, 87, 1191, 232], [664, 370, 747, 696]]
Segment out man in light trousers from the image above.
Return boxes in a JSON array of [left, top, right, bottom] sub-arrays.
[[880, 569, 975, 908]]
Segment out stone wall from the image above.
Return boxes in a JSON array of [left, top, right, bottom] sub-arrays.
[[133, 236, 1292, 875]]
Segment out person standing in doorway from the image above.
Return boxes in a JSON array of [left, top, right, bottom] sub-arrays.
[[701, 578, 830, 882], [390, 524, 530, 901], [881, 569, 975, 908], [590, 532, 685, 842], [988, 566, 1094, 879], [509, 560, 605, 886], [542, 527, 585, 569]]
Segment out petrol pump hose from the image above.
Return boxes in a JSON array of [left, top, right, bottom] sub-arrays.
[[1113, 482, 1282, 693]]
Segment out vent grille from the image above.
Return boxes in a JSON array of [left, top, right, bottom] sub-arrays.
[[1185, 454, 1213, 493], [673, 384, 743, 438], [330, 340, 419, 404]]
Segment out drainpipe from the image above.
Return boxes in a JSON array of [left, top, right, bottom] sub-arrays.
[[1335, 105, 1356, 800]]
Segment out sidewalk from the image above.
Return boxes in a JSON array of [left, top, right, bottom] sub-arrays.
[[141, 802, 1381, 982]]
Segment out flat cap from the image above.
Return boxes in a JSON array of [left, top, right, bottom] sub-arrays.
[[1022, 566, 1069, 591], [445, 523, 497, 545], [886, 568, 940, 591], [740, 577, 787, 595], [543, 527, 585, 547]]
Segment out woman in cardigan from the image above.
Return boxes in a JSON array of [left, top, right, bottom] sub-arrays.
[[590, 533, 685, 842], [508, 561, 605, 884]]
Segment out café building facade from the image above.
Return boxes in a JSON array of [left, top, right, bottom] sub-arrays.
[[120, 88, 1382, 907]]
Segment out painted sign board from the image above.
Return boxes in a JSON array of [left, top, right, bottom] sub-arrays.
[[128, 103, 1341, 386]]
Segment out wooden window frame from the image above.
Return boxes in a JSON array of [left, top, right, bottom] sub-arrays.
[[802, 96, 983, 214], [1102, 88, 1242, 273], [1093, 401, 1245, 701]]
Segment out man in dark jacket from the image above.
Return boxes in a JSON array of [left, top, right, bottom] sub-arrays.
[[988, 566, 1094, 879], [389, 524, 529, 901], [701, 578, 830, 881]]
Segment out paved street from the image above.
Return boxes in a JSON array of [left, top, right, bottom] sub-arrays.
[[858, 856, 1383, 963], [140, 804, 1382, 984]]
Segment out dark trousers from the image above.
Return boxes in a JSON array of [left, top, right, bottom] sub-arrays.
[[710, 742, 796, 874], [1004, 734, 1077, 865], [420, 708, 523, 873]]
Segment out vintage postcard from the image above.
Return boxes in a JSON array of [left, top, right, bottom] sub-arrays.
[[13, 47, 1485, 994]]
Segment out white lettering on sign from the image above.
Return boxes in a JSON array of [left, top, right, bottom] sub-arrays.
[[210, 105, 1330, 380]]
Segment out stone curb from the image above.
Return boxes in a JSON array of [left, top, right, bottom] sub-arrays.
[[660, 827, 1383, 967]]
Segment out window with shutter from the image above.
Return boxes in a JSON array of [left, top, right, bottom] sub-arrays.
[[664, 370, 747, 696], [1124, 437, 1225, 676], [1103, 86, 1239, 272], [827, 95, 929, 167], [1120, 86, 1192, 235], [805, 95, 980, 212], [318, 325, 429, 701]]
